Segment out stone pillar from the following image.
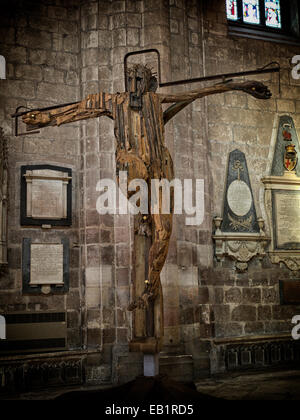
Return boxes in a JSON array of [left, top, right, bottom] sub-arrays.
[[164, 0, 211, 378], [80, 0, 115, 383]]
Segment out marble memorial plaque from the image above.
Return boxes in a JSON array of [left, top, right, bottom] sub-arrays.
[[26, 169, 68, 219], [213, 149, 268, 272], [31, 179, 64, 219], [30, 243, 64, 285], [22, 238, 69, 294], [21, 165, 72, 226], [273, 190, 300, 249], [227, 180, 252, 217]]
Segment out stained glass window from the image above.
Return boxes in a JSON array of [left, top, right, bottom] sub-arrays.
[[226, 0, 238, 21], [265, 0, 282, 29], [242, 0, 260, 24]]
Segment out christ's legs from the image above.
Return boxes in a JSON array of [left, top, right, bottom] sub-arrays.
[[126, 145, 174, 316], [147, 212, 173, 300], [147, 147, 174, 299]]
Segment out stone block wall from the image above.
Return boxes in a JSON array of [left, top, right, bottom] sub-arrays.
[[0, 0, 82, 351]]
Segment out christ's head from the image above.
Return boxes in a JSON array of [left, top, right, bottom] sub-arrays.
[[126, 64, 158, 95]]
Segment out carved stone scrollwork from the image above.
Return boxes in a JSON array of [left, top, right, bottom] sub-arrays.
[[0, 128, 8, 267], [213, 217, 270, 272], [269, 254, 300, 271]]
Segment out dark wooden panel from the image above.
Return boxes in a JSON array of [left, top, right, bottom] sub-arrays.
[[0, 312, 67, 355], [280, 280, 300, 304]]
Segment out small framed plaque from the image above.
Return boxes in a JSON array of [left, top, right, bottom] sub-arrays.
[[22, 238, 69, 294], [21, 165, 72, 226]]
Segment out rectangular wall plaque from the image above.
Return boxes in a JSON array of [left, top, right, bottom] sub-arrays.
[[22, 238, 69, 294], [28, 170, 66, 219], [30, 244, 64, 285], [21, 165, 72, 226], [273, 190, 300, 250]]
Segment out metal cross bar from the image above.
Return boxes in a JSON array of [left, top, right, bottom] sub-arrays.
[[124, 48, 280, 90]]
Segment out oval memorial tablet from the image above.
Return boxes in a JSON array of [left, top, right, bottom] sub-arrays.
[[227, 180, 252, 217]]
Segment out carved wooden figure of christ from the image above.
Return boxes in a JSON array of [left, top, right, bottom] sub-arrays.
[[22, 65, 271, 349]]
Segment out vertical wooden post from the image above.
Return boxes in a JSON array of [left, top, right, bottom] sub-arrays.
[[131, 218, 160, 376]]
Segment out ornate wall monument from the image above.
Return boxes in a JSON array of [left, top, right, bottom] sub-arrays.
[[213, 149, 269, 272], [262, 116, 300, 272], [0, 128, 8, 267]]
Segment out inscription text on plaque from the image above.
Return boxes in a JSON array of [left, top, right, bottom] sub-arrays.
[[274, 191, 300, 249], [26, 169, 69, 220], [227, 180, 252, 217], [30, 243, 64, 285], [21, 165, 72, 227]]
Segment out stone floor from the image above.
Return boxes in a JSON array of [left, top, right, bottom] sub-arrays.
[[195, 369, 300, 400], [1, 369, 300, 400]]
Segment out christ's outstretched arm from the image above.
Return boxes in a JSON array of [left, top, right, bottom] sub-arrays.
[[22, 93, 114, 130], [160, 80, 272, 124]]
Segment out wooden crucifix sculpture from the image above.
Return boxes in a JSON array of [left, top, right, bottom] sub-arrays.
[[20, 64, 272, 359]]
